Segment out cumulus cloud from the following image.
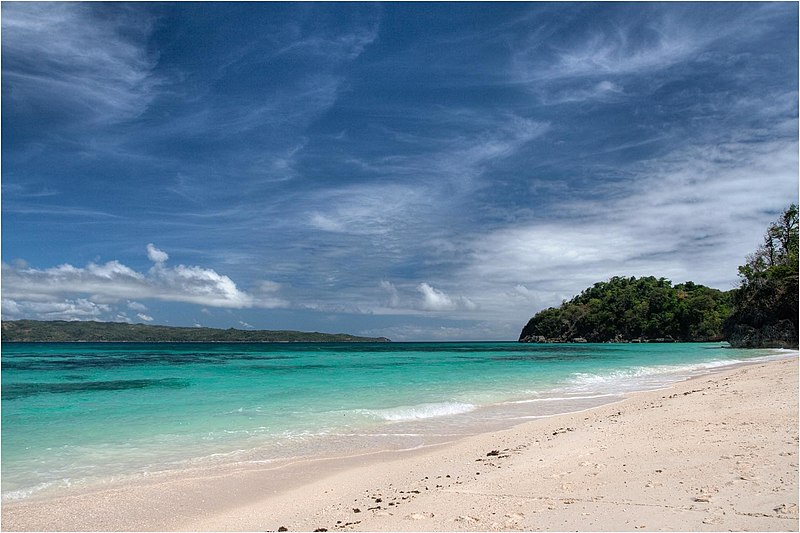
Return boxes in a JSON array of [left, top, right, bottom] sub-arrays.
[[127, 301, 148, 312], [146, 243, 169, 263], [417, 283, 477, 312], [2, 259, 253, 309], [1, 245, 291, 322], [2, 298, 111, 321]]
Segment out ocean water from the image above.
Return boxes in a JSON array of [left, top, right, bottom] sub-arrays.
[[1, 341, 793, 501]]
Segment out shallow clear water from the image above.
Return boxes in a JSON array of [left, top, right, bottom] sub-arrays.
[[1, 341, 792, 500]]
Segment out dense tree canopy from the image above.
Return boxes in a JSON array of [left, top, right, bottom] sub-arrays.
[[519, 276, 732, 343], [723, 205, 799, 348]]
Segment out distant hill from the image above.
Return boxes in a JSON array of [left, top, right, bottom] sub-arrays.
[[519, 276, 733, 343], [1, 320, 390, 343]]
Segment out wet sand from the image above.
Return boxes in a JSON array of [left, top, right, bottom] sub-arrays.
[[3, 357, 797, 531]]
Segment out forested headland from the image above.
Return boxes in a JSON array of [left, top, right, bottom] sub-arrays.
[[722, 205, 798, 348], [520, 205, 798, 348], [519, 277, 732, 343]]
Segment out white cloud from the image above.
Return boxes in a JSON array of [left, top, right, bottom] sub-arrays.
[[1, 246, 293, 320], [146, 243, 169, 263], [127, 301, 147, 312], [147, 263, 252, 307], [2, 298, 111, 321], [417, 283, 454, 310], [136, 313, 154, 322], [239, 321, 254, 329], [417, 283, 477, 312]]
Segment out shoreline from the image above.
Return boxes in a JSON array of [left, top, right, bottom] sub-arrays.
[[3, 347, 786, 505], [3, 355, 797, 531]]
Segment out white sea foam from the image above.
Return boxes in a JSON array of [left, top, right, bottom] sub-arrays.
[[566, 364, 719, 391], [563, 352, 794, 395], [501, 393, 618, 405], [2, 479, 70, 502], [362, 402, 477, 421]]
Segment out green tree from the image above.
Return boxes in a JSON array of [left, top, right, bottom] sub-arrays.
[[723, 205, 799, 348]]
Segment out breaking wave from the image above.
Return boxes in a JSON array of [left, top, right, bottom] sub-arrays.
[[361, 402, 477, 421]]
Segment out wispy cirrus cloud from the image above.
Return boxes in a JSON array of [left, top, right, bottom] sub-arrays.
[[510, 6, 706, 86], [2, 4, 796, 340], [307, 113, 548, 236], [509, 3, 792, 107], [455, 134, 798, 325], [2, 2, 160, 125], [273, 21, 379, 61]]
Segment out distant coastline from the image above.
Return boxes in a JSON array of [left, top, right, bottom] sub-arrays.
[[0, 320, 391, 343]]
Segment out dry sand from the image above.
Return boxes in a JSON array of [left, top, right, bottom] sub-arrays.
[[2, 357, 797, 532]]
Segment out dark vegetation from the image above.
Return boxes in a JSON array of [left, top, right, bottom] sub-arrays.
[[723, 205, 798, 348], [1, 320, 390, 343], [520, 205, 798, 348]]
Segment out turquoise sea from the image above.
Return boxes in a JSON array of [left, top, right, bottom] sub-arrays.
[[1, 341, 794, 501]]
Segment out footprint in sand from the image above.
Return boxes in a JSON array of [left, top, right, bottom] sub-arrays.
[[775, 503, 798, 516], [502, 513, 525, 528], [405, 512, 434, 520]]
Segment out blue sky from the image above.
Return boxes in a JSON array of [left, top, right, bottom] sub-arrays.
[[2, 2, 798, 340]]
